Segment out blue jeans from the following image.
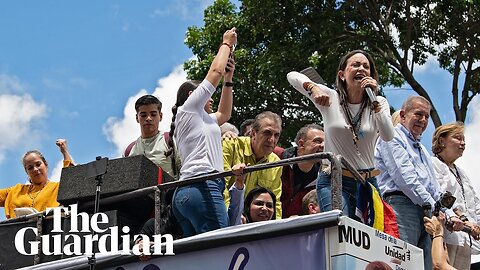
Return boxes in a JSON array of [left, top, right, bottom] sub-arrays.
[[316, 171, 380, 220], [172, 178, 228, 237], [384, 194, 432, 270]]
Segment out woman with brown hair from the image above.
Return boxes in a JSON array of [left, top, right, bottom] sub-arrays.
[[287, 50, 394, 219], [167, 27, 238, 237], [0, 139, 74, 219]]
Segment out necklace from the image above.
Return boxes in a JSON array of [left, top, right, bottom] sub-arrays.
[[28, 181, 48, 207], [448, 165, 465, 200], [436, 155, 465, 199], [341, 97, 368, 155]]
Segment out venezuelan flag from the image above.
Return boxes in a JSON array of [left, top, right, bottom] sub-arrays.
[[356, 182, 399, 238]]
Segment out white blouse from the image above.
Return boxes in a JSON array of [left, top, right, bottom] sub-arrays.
[[432, 156, 480, 252]]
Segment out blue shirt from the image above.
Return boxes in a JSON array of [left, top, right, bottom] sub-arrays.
[[374, 124, 441, 207], [228, 185, 245, 226]]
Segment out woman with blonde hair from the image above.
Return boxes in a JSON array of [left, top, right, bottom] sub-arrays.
[[431, 122, 480, 269]]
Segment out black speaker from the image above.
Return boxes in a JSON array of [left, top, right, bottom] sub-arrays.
[[57, 155, 158, 205], [0, 210, 146, 269], [0, 219, 62, 270], [0, 220, 36, 269]]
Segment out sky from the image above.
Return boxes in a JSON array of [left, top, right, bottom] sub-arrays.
[[0, 1, 479, 259]]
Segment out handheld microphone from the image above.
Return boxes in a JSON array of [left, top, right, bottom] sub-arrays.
[[365, 87, 379, 107]]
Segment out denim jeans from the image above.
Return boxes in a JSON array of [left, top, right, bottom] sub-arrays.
[[316, 171, 380, 221], [172, 178, 228, 237], [384, 194, 432, 270]]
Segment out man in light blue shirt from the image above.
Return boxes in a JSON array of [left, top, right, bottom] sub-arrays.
[[375, 96, 463, 270]]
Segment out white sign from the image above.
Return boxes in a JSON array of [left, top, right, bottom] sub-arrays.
[[325, 216, 424, 270]]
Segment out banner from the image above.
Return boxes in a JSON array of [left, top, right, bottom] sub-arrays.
[[109, 229, 326, 270], [325, 216, 424, 270]]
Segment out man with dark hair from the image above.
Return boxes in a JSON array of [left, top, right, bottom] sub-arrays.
[[223, 111, 283, 219], [239, 118, 255, 137], [274, 123, 324, 217], [124, 94, 174, 178]]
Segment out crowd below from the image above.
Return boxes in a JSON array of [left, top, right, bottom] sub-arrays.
[[1, 28, 480, 270]]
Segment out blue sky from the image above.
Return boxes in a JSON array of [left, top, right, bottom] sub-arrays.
[[0, 0, 215, 219], [1, 0, 479, 235]]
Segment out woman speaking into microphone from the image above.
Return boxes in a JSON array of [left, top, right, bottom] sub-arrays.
[[287, 50, 394, 219]]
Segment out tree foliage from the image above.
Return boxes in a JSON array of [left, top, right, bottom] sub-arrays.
[[183, 0, 480, 145]]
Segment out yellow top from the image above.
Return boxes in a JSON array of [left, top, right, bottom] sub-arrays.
[[0, 182, 60, 219], [222, 136, 283, 219]]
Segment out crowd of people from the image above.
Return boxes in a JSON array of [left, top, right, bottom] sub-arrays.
[[1, 28, 480, 269]]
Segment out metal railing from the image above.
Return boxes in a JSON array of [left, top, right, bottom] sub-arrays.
[[0, 151, 365, 265]]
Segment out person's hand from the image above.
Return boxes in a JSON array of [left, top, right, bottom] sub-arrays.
[[241, 214, 247, 224], [232, 163, 247, 189], [360, 76, 378, 93], [424, 212, 444, 236], [447, 215, 464, 232], [223, 27, 237, 48], [424, 216, 439, 236], [224, 57, 235, 82], [360, 76, 381, 112], [310, 85, 330, 107], [464, 221, 480, 240], [55, 139, 68, 154], [222, 130, 238, 140]]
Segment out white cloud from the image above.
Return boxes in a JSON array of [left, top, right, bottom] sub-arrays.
[[49, 160, 63, 182], [456, 96, 480, 196], [151, 0, 214, 20], [413, 53, 440, 74], [458, 96, 480, 263], [0, 94, 47, 163], [103, 64, 187, 157], [0, 73, 26, 93]]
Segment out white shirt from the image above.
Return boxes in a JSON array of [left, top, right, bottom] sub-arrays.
[[175, 79, 224, 180], [432, 157, 480, 251], [287, 71, 394, 169]]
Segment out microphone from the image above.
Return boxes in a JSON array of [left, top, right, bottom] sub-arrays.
[[365, 87, 379, 107]]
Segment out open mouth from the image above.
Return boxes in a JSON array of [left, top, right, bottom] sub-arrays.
[[354, 74, 365, 81], [257, 214, 269, 219]]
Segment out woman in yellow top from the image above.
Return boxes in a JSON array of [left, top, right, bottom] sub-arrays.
[[0, 139, 74, 219]]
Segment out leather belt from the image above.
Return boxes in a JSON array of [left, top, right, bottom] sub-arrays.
[[383, 190, 406, 198], [342, 169, 380, 180], [321, 165, 380, 181]]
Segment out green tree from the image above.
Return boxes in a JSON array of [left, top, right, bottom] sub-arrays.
[[184, 0, 479, 144], [346, 0, 480, 125]]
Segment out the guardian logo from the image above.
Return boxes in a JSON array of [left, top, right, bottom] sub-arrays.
[[14, 204, 174, 256]]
